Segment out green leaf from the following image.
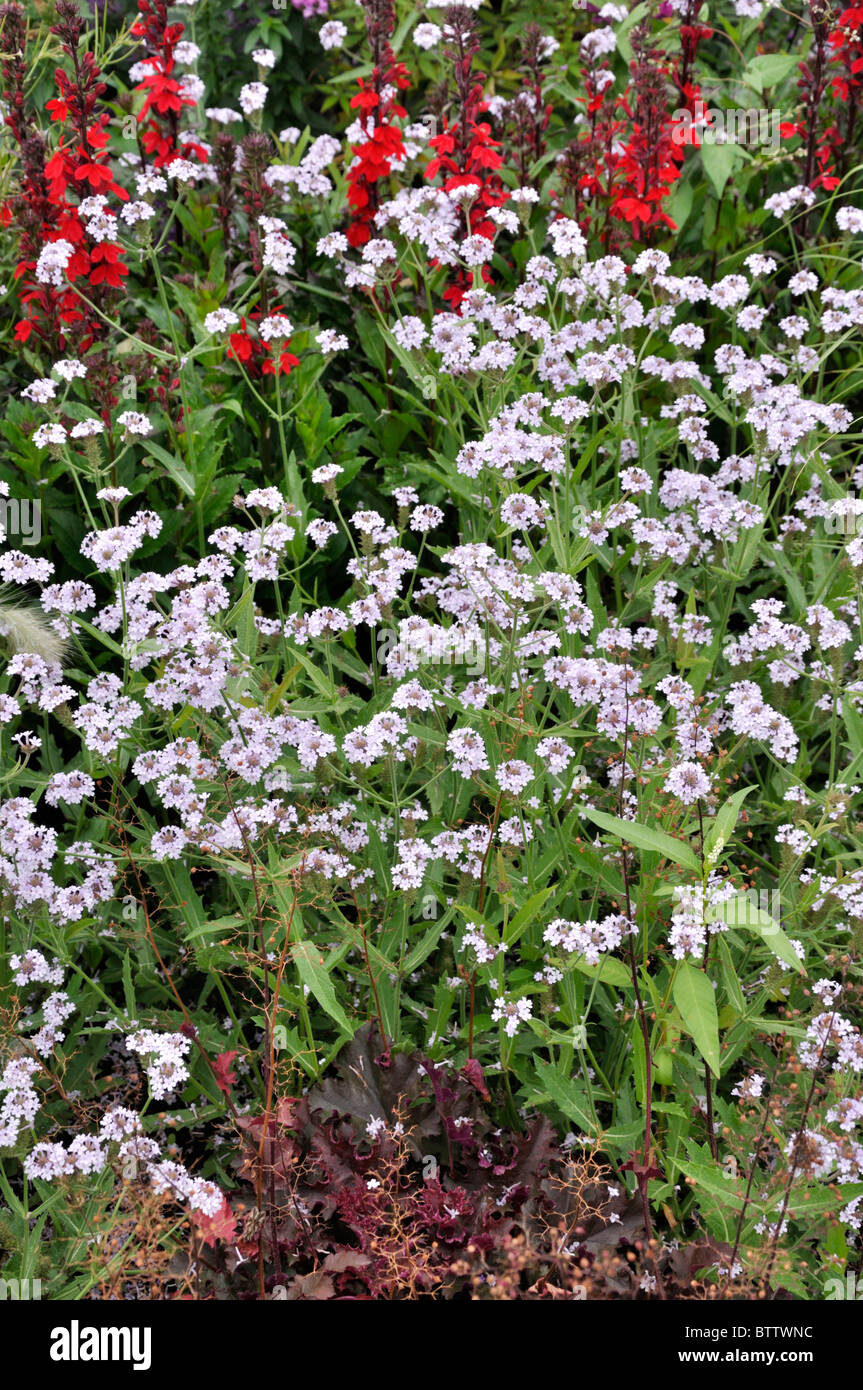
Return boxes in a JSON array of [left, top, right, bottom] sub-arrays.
[[292, 941, 353, 1036], [227, 581, 258, 661], [121, 950, 137, 1022], [673, 961, 721, 1078], [664, 176, 694, 233], [631, 1015, 647, 1103], [160, 863, 206, 936], [183, 914, 243, 942], [534, 1059, 595, 1132], [843, 696, 863, 758], [581, 807, 700, 874], [503, 887, 553, 947], [143, 441, 196, 498], [703, 785, 754, 860], [717, 935, 746, 1015], [572, 954, 633, 989], [283, 639, 339, 704], [669, 1144, 744, 1205], [614, 1, 649, 63], [743, 53, 801, 92], [717, 894, 805, 973], [402, 916, 449, 973], [699, 141, 743, 199]]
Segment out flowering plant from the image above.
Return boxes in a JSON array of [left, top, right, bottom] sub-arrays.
[[1, 0, 863, 1307]]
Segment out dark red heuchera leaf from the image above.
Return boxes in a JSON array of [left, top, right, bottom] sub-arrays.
[[212, 1050, 239, 1095], [227, 1025, 567, 1298], [308, 1024, 437, 1151], [192, 1195, 237, 1249], [620, 1150, 664, 1183], [460, 1058, 490, 1101]]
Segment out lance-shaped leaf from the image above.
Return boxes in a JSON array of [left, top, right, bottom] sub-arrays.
[[292, 941, 353, 1036], [717, 893, 805, 974], [703, 785, 754, 860], [673, 961, 721, 1079], [581, 808, 700, 874]]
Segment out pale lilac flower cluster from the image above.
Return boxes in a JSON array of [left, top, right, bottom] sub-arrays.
[[543, 913, 634, 966], [126, 1029, 192, 1101], [22, 1101, 223, 1215]]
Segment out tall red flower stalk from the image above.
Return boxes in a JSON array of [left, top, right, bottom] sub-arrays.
[[507, 24, 554, 182], [213, 132, 238, 250], [2, 0, 127, 352], [345, 0, 410, 249], [426, 5, 506, 309], [555, 36, 623, 245], [828, 3, 863, 172], [611, 19, 684, 243], [775, 1, 841, 238], [796, 0, 842, 192], [557, 17, 683, 250], [129, 0, 206, 170], [0, 3, 54, 280], [672, 0, 712, 112], [238, 132, 277, 279], [776, 0, 839, 197]]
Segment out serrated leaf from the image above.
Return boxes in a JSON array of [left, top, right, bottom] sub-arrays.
[[534, 1059, 595, 1132], [717, 935, 746, 1015], [143, 441, 196, 498], [121, 950, 136, 1021], [700, 140, 743, 199], [743, 53, 801, 91]]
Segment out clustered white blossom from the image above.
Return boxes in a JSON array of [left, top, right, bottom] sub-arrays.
[[8, 162, 863, 1257]]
